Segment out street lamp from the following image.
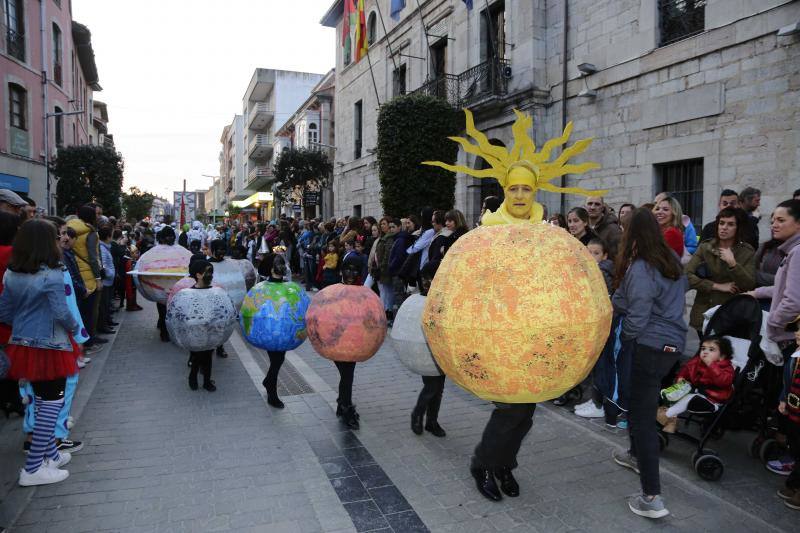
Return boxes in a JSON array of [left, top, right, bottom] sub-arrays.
[[44, 109, 84, 215]]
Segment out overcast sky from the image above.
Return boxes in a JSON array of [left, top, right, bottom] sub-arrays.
[[72, 0, 335, 201]]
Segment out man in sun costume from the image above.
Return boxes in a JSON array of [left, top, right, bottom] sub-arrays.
[[422, 109, 608, 502]]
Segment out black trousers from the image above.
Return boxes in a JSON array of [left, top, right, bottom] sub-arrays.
[[414, 375, 445, 422], [628, 344, 679, 496], [335, 361, 356, 406], [264, 350, 286, 398], [78, 292, 97, 343], [156, 302, 167, 334], [474, 402, 537, 470], [189, 350, 213, 383]]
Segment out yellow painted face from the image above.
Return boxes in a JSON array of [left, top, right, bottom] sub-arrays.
[[506, 184, 535, 220]]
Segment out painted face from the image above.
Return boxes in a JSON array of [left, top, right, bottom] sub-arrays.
[[586, 243, 607, 263], [699, 342, 723, 366], [719, 195, 739, 210], [653, 200, 674, 227], [771, 207, 800, 241], [506, 184, 535, 219], [567, 212, 587, 237], [585, 197, 604, 219], [716, 216, 737, 242], [341, 262, 360, 285]]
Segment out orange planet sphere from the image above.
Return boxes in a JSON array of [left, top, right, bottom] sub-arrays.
[[422, 223, 612, 403], [306, 284, 387, 362]]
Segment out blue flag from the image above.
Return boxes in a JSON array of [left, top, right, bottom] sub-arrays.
[[391, 0, 405, 21], [463, 0, 473, 9]]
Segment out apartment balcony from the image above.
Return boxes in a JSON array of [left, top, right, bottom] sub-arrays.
[[247, 134, 273, 159], [411, 58, 510, 109], [247, 165, 274, 191], [247, 102, 274, 131]]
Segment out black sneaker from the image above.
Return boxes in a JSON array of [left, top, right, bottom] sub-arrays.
[[57, 439, 84, 454], [23, 440, 31, 454]]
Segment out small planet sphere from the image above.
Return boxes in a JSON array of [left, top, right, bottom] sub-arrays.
[[422, 223, 612, 403], [240, 281, 311, 351], [306, 284, 387, 362], [209, 260, 247, 309], [390, 294, 442, 376], [133, 244, 192, 304], [166, 286, 237, 352], [166, 277, 222, 306]]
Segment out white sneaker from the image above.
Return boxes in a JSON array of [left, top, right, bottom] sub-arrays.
[[19, 466, 69, 486], [77, 358, 86, 368], [575, 404, 605, 418], [573, 399, 594, 412], [43, 452, 71, 469]]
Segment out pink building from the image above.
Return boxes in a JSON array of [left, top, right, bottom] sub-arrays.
[[1, 0, 102, 213]]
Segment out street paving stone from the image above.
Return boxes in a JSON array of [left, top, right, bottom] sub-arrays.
[[0, 302, 796, 532]]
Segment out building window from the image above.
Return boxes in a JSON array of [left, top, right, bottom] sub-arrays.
[[9, 83, 27, 130], [481, 0, 506, 62], [308, 123, 318, 145], [658, 0, 706, 47], [5, 0, 26, 61], [52, 23, 63, 86], [392, 64, 407, 97], [354, 100, 362, 159], [656, 158, 704, 229], [54, 106, 64, 147], [367, 12, 377, 44]]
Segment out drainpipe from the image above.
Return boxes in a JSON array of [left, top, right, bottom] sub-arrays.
[[559, 0, 569, 216], [40, 0, 51, 213]]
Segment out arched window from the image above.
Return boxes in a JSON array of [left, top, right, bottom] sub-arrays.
[[308, 123, 318, 145], [367, 12, 377, 44], [54, 106, 64, 147], [52, 23, 63, 85]]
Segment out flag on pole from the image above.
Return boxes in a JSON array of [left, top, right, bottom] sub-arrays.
[[462, 0, 473, 9], [355, 0, 368, 61], [342, 0, 353, 59], [390, 0, 406, 21]]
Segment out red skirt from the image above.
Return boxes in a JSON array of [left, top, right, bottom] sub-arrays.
[[6, 336, 81, 382]]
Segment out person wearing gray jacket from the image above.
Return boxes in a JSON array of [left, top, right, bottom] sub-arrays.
[[609, 208, 688, 520]]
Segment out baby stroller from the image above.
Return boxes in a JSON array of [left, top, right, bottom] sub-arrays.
[[660, 295, 779, 481]]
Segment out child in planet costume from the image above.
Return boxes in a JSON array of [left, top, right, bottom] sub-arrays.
[[410, 260, 447, 438], [185, 259, 219, 392], [260, 255, 290, 409], [423, 109, 605, 502], [154, 226, 177, 343], [208, 240, 230, 358]]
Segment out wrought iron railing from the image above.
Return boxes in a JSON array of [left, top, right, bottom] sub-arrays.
[[6, 28, 25, 61], [411, 58, 510, 108], [658, 0, 706, 46]]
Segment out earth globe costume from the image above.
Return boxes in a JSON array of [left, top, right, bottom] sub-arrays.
[[422, 109, 611, 501]]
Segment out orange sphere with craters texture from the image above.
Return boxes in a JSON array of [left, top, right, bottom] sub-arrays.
[[306, 284, 387, 362], [422, 223, 612, 403]]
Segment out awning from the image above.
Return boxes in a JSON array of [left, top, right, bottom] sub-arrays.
[[232, 191, 273, 208], [0, 173, 30, 193]]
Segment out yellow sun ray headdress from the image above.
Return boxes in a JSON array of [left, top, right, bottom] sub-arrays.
[[422, 109, 606, 224]]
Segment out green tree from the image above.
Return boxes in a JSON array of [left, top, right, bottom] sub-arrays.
[[272, 148, 332, 205], [377, 94, 463, 217], [121, 186, 155, 221], [54, 144, 124, 216]]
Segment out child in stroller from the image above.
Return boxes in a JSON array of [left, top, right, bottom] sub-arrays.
[[658, 336, 735, 434]]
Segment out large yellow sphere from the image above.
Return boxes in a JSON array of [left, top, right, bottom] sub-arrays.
[[422, 223, 612, 403]]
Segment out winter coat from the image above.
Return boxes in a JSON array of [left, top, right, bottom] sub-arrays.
[[62, 249, 87, 300], [753, 232, 800, 344], [598, 259, 614, 295], [591, 213, 622, 258], [662, 226, 684, 258], [427, 228, 453, 264], [67, 218, 101, 293], [701, 219, 758, 250], [374, 233, 396, 284], [683, 216, 698, 255], [675, 356, 735, 403], [388, 230, 413, 276], [686, 240, 756, 329], [755, 240, 783, 288]]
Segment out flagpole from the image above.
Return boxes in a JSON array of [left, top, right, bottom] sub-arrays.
[[374, 0, 398, 72], [414, 0, 431, 76], [365, 47, 382, 107]]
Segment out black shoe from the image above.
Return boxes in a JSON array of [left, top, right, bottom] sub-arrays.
[[552, 395, 569, 407], [189, 374, 198, 390], [494, 467, 520, 497], [160, 329, 170, 342], [336, 401, 343, 418], [216, 347, 228, 358], [340, 405, 360, 430], [97, 328, 116, 335], [203, 380, 217, 392], [425, 421, 446, 438], [411, 408, 424, 435], [92, 337, 109, 344], [267, 396, 285, 409], [107, 321, 119, 327], [470, 466, 502, 501]]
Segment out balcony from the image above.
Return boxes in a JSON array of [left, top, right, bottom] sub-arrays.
[[247, 134, 273, 159], [247, 103, 274, 131], [247, 165, 274, 191], [6, 28, 25, 61], [411, 58, 510, 109]]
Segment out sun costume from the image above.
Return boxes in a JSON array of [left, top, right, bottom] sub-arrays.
[[421, 109, 612, 501]]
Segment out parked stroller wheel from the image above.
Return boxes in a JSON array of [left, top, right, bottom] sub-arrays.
[[749, 435, 765, 458], [658, 432, 669, 451], [691, 448, 717, 466], [694, 454, 724, 481], [759, 438, 780, 464]]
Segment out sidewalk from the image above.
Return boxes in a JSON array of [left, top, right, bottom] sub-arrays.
[[0, 302, 794, 532]]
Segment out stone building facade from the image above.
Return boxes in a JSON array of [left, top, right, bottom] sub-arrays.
[[322, 0, 799, 230]]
